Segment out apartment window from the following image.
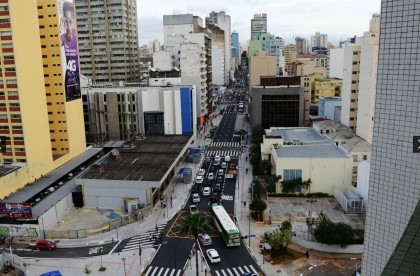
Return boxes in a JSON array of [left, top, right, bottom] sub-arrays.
[[353, 51, 358, 55], [2, 43, 13, 48], [352, 71, 357, 74], [351, 90, 357, 93], [1, 31, 11, 36], [363, 155, 367, 160]]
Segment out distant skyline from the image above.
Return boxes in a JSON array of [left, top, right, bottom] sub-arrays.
[[137, 0, 381, 48]]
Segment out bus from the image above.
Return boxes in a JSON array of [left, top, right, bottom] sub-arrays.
[[211, 204, 241, 247]]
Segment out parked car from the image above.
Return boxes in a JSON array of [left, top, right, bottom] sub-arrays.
[[216, 176, 223, 183], [206, 249, 221, 264], [208, 172, 214, 180], [217, 169, 224, 176], [221, 162, 227, 169], [191, 184, 201, 193], [224, 156, 231, 162], [189, 205, 198, 213], [192, 193, 200, 203], [196, 175, 204, 184], [214, 183, 221, 193], [202, 187, 211, 196], [204, 156, 211, 163], [36, 240, 57, 251], [209, 165, 215, 173], [229, 163, 237, 169], [199, 233, 212, 246]]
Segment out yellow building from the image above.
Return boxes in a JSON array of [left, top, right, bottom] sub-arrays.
[[0, 0, 86, 199], [310, 73, 342, 103]]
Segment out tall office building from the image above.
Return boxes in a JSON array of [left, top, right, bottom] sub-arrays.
[[362, 1, 420, 275], [311, 32, 328, 50], [251, 13, 267, 40], [0, 0, 86, 199], [75, 0, 140, 84], [206, 11, 231, 85], [295, 36, 309, 54]]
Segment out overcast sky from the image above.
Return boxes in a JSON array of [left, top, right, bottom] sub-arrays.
[[137, 0, 381, 48]]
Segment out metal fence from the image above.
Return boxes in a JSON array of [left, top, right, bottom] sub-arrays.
[[46, 214, 133, 239]]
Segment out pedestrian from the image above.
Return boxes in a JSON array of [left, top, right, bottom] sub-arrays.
[[149, 234, 152, 241], [244, 201, 246, 207], [246, 156, 248, 162], [155, 224, 158, 231], [246, 168, 248, 174], [170, 195, 173, 202], [305, 250, 309, 258], [163, 210, 166, 218]]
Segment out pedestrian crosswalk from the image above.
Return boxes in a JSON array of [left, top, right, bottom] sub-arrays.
[[214, 265, 259, 276], [144, 266, 182, 276], [120, 223, 166, 252], [209, 142, 241, 148], [205, 150, 239, 158]]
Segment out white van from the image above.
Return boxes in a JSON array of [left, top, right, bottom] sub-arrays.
[[199, 233, 212, 246], [224, 156, 231, 162]]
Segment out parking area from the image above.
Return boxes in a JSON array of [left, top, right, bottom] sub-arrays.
[[267, 197, 365, 229]]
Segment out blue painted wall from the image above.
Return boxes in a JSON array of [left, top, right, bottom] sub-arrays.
[[180, 87, 193, 135]]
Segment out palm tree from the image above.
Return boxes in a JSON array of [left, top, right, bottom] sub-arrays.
[[181, 213, 212, 276]]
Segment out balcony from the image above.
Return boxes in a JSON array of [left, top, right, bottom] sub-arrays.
[[0, 23, 10, 29]]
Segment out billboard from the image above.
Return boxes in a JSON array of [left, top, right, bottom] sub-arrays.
[[0, 203, 33, 219], [58, 0, 81, 101]]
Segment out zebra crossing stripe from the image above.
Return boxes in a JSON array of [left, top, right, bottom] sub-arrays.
[[249, 265, 258, 274], [215, 271, 221, 276], [243, 266, 251, 272], [162, 268, 170, 276], [221, 269, 228, 276], [226, 268, 234, 276], [237, 267, 244, 274], [175, 270, 182, 276]]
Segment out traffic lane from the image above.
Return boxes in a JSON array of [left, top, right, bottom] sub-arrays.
[[206, 238, 264, 276], [150, 235, 194, 269], [213, 113, 237, 142], [11, 243, 114, 258]]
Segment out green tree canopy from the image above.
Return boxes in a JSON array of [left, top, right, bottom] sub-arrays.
[[252, 125, 265, 145], [269, 220, 294, 249], [181, 213, 212, 276], [250, 198, 267, 213]]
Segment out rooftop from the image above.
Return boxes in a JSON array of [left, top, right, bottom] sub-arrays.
[[79, 135, 192, 182], [266, 127, 350, 158]]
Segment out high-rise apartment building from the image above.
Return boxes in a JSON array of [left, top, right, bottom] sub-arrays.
[[206, 11, 231, 85], [75, 0, 140, 84], [295, 37, 309, 54], [249, 33, 284, 75], [311, 32, 328, 50], [362, 1, 420, 274], [341, 15, 380, 138], [251, 13, 267, 40], [231, 31, 239, 71], [0, 0, 86, 199]]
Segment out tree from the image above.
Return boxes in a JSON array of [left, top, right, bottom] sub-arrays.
[[97, 247, 105, 270], [281, 178, 312, 193], [249, 198, 267, 221], [260, 160, 272, 175], [269, 220, 294, 250], [252, 125, 265, 145], [264, 175, 280, 194], [249, 180, 262, 199], [180, 213, 212, 276], [314, 219, 355, 248]]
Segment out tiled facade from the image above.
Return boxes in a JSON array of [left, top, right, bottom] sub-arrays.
[[362, 1, 420, 274]]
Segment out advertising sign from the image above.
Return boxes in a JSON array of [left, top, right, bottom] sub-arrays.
[[0, 203, 33, 219], [58, 0, 81, 101]]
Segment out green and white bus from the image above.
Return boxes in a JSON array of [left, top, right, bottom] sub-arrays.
[[211, 204, 241, 247]]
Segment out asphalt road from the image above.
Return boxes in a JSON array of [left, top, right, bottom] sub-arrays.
[[213, 112, 237, 142]]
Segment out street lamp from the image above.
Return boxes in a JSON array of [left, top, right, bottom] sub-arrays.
[[248, 215, 251, 247], [122, 257, 127, 276]]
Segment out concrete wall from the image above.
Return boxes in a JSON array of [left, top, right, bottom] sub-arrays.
[[328, 48, 344, 79], [212, 47, 225, 85], [249, 51, 276, 87], [356, 161, 370, 207], [272, 151, 353, 194], [291, 237, 363, 254], [38, 192, 75, 238]]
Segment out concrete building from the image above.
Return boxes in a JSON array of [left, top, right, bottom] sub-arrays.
[[356, 14, 380, 144], [149, 39, 161, 53], [250, 13, 267, 40], [207, 26, 225, 86], [250, 82, 305, 129], [311, 32, 328, 50], [284, 45, 297, 76], [76, 135, 193, 209], [206, 11, 231, 85], [249, 51, 277, 88], [313, 120, 371, 185], [0, 0, 86, 199], [318, 97, 342, 120], [341, 15, 380, 138], [295, 37, 309, 55], [362, 1, 420, 274], [249, 33, 284, 76], [295, 58, 328, 78], [82, 83, 196, 144], [261, 127, 352, 194], [327, 48, 344, 79], [162, 14, 212, 124], [75, 0, 140, 84]]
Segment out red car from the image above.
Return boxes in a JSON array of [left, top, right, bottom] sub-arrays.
[[36, 239, 57, 250]]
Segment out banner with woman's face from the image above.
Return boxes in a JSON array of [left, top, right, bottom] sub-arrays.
[[58, 0, 81, 101]]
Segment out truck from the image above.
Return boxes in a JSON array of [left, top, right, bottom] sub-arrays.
[[225, 169, 238, 179]]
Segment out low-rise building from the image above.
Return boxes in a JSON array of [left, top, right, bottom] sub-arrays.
[[262, 127, 353, 194], [318, 97, 342, 120], [310, 74, 343, 103]]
